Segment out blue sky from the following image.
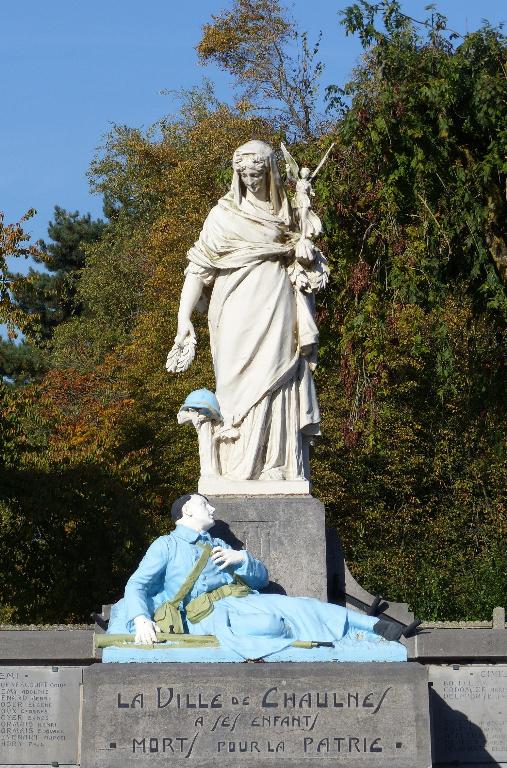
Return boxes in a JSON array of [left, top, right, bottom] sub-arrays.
[[1, 0, 505, 254]]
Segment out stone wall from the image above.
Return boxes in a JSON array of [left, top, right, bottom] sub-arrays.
[[0, 615, 505, 767]]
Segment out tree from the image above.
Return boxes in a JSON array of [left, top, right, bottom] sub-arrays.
[[0, 210, 41, 336], [1, 2, 505, 623], [311, 0, 507, 618], [197, 0, 325, 139], [0, 106, 278, 622], [0, 341, 45, 386], [37, 206, 106, 332], [0, 207, 106, 383]]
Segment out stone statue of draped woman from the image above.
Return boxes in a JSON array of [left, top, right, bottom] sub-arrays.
[[168, 140, 329, 486]]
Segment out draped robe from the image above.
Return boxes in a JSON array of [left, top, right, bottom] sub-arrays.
[[186, 191, 320, 481]]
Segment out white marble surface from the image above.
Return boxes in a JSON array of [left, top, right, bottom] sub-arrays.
[[198, 476, 310, 496], [169, 140, 330, 484]]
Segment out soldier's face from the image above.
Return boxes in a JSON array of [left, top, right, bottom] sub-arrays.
[[185, 494, 215, 531]]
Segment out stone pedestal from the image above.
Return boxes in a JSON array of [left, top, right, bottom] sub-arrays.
[[209, 495, 327, 600], [81, 662, 431, 768], [199, 477, 310, 495]]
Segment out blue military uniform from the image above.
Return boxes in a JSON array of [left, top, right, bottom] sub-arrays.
[[108, 523, 381, 660]]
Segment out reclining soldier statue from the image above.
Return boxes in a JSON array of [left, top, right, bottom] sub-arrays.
[[106, 493, 408, 661]]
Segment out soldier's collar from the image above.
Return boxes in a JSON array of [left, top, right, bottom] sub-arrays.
[[173, 523, 213, 544]]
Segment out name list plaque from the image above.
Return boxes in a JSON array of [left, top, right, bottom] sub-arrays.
[[0, 666, 81, 765], [429, 664, 507, 765]]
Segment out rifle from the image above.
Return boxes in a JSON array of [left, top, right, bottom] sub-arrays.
[[95, 633, 334, 653]]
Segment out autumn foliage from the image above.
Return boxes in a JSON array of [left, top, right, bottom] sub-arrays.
[[0, 1, 505, 622]]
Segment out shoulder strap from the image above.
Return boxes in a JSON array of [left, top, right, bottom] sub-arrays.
[[170, 542, 212, 606]]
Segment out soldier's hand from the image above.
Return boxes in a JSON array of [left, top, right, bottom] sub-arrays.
[[133, 615, 160, 644], [211, 546, 246, 571]]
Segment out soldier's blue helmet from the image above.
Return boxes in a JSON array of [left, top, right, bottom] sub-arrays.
[[180, 389, 222, 422]]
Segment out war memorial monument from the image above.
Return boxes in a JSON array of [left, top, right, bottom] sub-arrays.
[[0, 141, 505, 767]]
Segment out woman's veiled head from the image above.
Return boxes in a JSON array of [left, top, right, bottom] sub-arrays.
[[233, 141, 269, 174], [231, 140, 290, 224]]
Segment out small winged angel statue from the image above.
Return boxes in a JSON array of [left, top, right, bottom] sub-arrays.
[[281, 141, 335, 240]]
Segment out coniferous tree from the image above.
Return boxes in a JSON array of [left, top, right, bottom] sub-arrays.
[[0, 207, 106, 383]]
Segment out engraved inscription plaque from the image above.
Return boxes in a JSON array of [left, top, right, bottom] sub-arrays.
[[0, 666, 81, 765], [81, 662, 431, 768], [429, 664, 507, 765]]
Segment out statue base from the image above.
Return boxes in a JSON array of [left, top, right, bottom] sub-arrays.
[[199, 476, 310, 496], [101, 633, 407, 663], [81, 662, 431, 767]]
